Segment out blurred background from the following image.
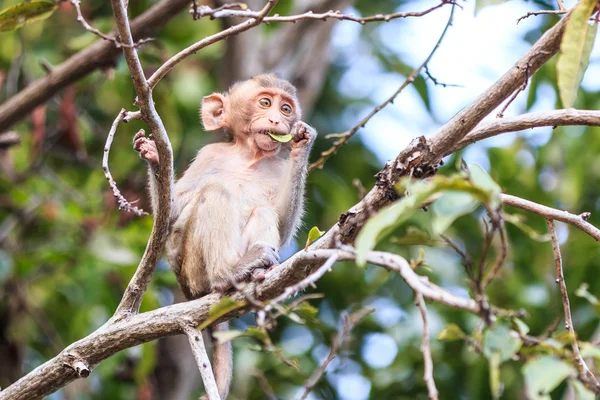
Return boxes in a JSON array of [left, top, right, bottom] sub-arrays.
[[1, 0, 600, 399]]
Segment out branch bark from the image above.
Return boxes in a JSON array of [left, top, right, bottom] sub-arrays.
[[448, 109, 600, 155]]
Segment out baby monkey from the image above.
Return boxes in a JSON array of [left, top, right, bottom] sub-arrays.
[[133, 74, 316, 399]]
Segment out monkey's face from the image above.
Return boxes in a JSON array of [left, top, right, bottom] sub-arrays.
[[247, 90, 298, 152]]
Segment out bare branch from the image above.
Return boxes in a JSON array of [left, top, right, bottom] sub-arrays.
[[102, 110, 148, 216], [546, 219, 600, 394], [192, 1, 453, 24], [518, 9, 567, 24], [0, 0, 190, 133], [147, 0, 280, 89], [447, 109, 600, 156], [416, 293, 439, 400], [70, 0, 153, 48], [181, 324, 220, 400], [109, 0, 174, 317], [502, 194, 600, 242], [309, 2, 456, 171], [298, 307, 373, 400]]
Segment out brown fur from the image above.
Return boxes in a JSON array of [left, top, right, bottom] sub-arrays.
[[134, 74, 316, 399]]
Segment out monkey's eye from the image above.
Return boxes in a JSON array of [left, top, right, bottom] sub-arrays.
[[281, 104, 292, 114], [259, 98, 271, 107]]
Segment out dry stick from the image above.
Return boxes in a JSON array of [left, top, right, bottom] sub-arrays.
[[447, 109, 600, 156], [482, 222, 508, 288], [416, 292, 439, 400], [181, 324, 220, 400], [502, 193, 600, 242], [70, 0, 152, 48], [102, 109, 147, 216], [546, 219, 600, 394], [309, 2, 457, 171], [191, 0, 452, 24], [298, 307, 373, 400], [147, 0, 279, 89], [0, 0, 190, 133], [518, 9, 567, 24], [109, 0, 174, 317]]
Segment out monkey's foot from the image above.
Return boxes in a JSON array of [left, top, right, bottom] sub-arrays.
[[133, 130, 159, 165], [213, 244, 280, 292], [291, 121, 316, 150]]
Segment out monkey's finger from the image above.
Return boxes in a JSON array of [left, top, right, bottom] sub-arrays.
[[251, 268, 266, 281]]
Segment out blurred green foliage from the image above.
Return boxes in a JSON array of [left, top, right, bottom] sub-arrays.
[[1, 0, 600, 399]]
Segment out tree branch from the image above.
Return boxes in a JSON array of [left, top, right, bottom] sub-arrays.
[[147, 0, 279, 89], [191, 0, 452, 24], [0, 0, 190, 133], [447, 109, 600, 156], [181, 324, 220, 400], [502, 193, 600, 242], [108, 0, 174, 318], [416, 293, 439, 400], [546, 219, 600, 393]]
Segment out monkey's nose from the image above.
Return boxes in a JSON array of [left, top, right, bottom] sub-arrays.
[[268, 118, 280, 125]]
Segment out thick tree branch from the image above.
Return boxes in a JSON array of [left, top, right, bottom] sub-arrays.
[[502, 193, 600, 242], [0, 0, 190, 133], [447, 109, 600, 156]]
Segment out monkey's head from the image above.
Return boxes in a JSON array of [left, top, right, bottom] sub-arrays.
[[201, 74, 301, 153]]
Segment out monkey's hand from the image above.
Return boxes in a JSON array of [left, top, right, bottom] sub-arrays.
[[213, 243, 280, 292], [133, 130, 159, 165], [290, 121, 317, 156]]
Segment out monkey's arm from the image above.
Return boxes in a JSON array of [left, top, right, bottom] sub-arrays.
[[276, 122, 317, 246]]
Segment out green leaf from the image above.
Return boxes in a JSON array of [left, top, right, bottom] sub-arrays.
[[570, 379, 596, 400], [295, 302, 319, 321], [432, 191, 479, 234], [489, 353, 502, 399], [304, 226, 325, 250], [483, 324, 522, 363], [437, 323, 466, 341], [0, 1, 56, 32], [198, 297, 246, 330], [212, 329, 244, 344], [557, 0, 598, 108], [513, 318, 530, 335], [268, 132, 292, 143], [504, 213, 551, 242], [469, 164, 501, 210], [523, 356, 575, 399], [575, 283, 599, 306], [355, 172, 500, 266], [580, 342, 600, 359]]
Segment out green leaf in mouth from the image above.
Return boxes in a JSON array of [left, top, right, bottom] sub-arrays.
[[268, 132, 292, 143]]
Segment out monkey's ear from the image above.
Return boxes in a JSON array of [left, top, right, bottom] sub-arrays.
[[201, 93, 228, 131]]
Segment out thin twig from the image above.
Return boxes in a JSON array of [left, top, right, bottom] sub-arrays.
[[482, 222, 508, 288], [298, 307, 373, 400], [416, 293, 439, 400], [309, 2, 457, 171], [517, 9, 567, 24], [191, 1, 454, 24], [102, 110, 148, 216], [502, 194, 600, 242], [70, 0, 153, 48], [546, 219, 600, 394], [181, 324, 221, 400], [147, 0, 279, 89]]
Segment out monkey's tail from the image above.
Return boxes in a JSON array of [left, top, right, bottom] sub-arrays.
[[209, 321, 233, 399]]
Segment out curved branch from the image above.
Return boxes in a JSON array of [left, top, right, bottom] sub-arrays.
[[447, 109, 600, 156], [502, 193, 600, 242]]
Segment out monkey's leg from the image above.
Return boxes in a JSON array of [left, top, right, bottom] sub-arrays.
[[212, 207, 280, 292]]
